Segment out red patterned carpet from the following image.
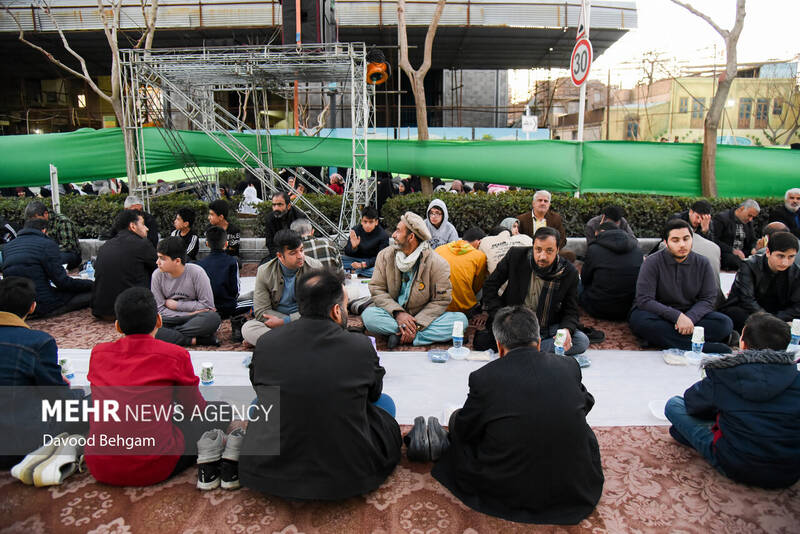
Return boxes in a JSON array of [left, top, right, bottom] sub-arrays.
[[2, 426, 797, 533]]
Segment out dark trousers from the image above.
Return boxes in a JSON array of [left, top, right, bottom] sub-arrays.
[[168, 400, 229, 478], [720, 305, 752, 333], [629, 309, 733, 353], [34, 290, 93, 319], [156, 311, 221, 346], [721, 252, 743, 272], [580, 292, 632, 321]]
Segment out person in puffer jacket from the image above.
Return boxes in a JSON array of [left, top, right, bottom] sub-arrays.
[[665, 311, 800, 489], [424, 198, 459, 250]]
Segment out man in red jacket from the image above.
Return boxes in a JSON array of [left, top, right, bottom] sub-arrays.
[[85, 287, 228, 486]]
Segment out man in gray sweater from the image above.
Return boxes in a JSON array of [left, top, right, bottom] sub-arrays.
[[152, 236, 221, 346], [629, 219, 734, 353]]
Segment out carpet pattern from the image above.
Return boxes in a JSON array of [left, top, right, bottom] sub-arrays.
[[1, 426, 797, 533]]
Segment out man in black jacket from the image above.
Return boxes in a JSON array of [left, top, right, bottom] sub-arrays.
[[721, 231, 800, 331], [670, 200, 714, 241], [712, 199, 760, 271], [770, 188, 800, 238], [263, 191, 303, 261], [342, 206, 390, 277], [432, 305, 603, 524], [124, 195, 160, 249], [482, 227, 589, 357], [240, 268, 401, 500], [92, 210, 157, 320], [580, 222, 643, 320], [1, 219, 93, 318]]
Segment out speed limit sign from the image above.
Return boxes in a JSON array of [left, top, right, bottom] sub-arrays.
[[570, 38, 593, 86]]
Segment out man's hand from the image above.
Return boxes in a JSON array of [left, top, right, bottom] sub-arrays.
[[675, 313, 695, 336], [699, 214, 711, 233], [351, 261, 364, 270], [165, 298, 179, 310], [755, 236, 767, 251], [263, 314, 286, 328], [733, 249, 746, 260], [349, 230, 361, 249], [563, 329, 573, 352], [189, 308, 214, 315], [395, 311, 417, 344]]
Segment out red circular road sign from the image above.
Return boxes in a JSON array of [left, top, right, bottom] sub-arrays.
[[570, 38, 593, 87]]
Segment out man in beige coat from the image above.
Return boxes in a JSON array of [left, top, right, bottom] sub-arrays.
[[362, 212, 468, 348], [242, 229, 322, 345]]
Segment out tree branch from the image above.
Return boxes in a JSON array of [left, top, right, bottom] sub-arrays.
[[418, 0, 447, 78], [669, 0, 727, 39], [396, 0, 414, 82]]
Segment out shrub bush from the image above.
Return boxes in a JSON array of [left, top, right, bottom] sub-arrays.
[[0, 193, 240, 239]]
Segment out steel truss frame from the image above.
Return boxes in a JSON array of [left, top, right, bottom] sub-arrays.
[[119, 43, 374, 239]]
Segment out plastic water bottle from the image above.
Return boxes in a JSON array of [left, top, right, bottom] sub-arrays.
[[554, 328, 567, 356], [448, 321, 469, 360], [84, 260, 95, 281], [788, 319, 800, 353]]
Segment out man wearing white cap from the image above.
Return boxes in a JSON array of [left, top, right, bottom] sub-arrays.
[[362, 212, 467, 348]]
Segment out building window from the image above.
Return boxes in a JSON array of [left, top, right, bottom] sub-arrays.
[[77, 94, 86, 108], [679, 97, 688, 113], [755, 98, 769, 128], [691, 97, 706, 128], [738, 98, 752, 129], [773, 98, 783, 115], [626, 120, 639, 140]]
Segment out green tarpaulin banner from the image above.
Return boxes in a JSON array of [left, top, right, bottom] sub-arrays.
[[1, 128, 797, 197]]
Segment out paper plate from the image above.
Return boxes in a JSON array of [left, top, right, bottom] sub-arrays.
[[648, 399, 668, 421]]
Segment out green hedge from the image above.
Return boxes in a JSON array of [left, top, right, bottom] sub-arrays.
[[1, 191, 785, 240], [0, 194, 240, 239], [380, 192, 784, 238]]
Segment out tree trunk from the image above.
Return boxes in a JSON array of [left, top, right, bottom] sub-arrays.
[[412, 77, 433, 194], [701, 123, 718, 197]]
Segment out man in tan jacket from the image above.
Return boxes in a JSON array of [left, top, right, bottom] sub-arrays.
[[241, 229, 322, 345], [362, 212, 468, 348]]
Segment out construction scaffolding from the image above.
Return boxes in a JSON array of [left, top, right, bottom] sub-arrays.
[[119, 43, 374, 240]]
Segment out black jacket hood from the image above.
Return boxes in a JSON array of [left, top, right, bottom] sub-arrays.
[[591, 228, 638, 254]]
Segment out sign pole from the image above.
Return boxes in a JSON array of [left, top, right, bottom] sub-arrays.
[[49, 164, 60, 214], [577, 0, 590, 142]]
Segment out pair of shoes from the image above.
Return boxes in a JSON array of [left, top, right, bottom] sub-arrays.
[[196, 428, 245, 490], [195, 335, 221, 347], [728, 330, 741, 348], [230, 316, 246, 343], [11, 433, 85, 487], [387, 334, 400, 350], [403, 416, 449, 462]]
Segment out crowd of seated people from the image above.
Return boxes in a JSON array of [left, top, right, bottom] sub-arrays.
[[3, 182, 800, 523]]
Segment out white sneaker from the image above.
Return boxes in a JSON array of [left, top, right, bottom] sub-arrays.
[[11, 432, 68, 485], [32, 434, 85, 487]]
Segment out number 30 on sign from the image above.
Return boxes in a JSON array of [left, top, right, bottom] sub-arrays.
[[570, 39, 593, 87]]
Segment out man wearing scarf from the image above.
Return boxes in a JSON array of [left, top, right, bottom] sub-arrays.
[[481, 227, 589, 359], [362, 212, 467, 348]]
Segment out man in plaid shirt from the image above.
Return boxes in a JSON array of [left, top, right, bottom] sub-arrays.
[[24, 201, 82, 269], [290, 218, 342, 271]]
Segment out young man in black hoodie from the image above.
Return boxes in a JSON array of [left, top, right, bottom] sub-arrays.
[[342, 206, 389, 277], [580, 222, 643, 320], [665, 312, 800, 489]]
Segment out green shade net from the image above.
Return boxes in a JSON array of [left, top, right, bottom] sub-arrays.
[[1, 128, 797, 197]]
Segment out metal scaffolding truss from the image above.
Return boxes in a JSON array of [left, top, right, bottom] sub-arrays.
[[119, 43, 374, 239]]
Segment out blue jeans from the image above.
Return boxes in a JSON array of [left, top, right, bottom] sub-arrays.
[[361, 306, 468, 347], [665, 396, 725, 474], [374, 393, 396, 417], [539, 324, 590, 356], [342, 255, 374, 278]]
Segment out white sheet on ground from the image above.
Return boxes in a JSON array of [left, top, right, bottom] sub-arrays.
[[59, 348, 702, 427]]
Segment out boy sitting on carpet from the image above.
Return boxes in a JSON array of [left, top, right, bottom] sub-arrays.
[[665, 312, 800, 489], [85, 287, 229, 486]]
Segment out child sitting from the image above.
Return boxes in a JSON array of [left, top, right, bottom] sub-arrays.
[[196, 226, 246, 342]]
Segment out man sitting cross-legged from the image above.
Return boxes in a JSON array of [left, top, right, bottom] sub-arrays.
[[85, 287, 229, 486], [721, 231, 800, 332], [481, 227, 590, 360], [342, 206, 390, 277], [152, 236, 221, 347], [430, 306, 603, 524], [291, 218, 342, 270], [240, 268, 401, 499], [713, 199, 760, 271], [241, 229, 322, 346], [361, 212, 467, 348], [630, 219, 734, 353], [665, 312, 800, 489]]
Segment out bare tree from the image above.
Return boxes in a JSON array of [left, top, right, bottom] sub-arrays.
[[748, 79, 800, 145], [397, 0, 447, 195], [5, 0, 159, 189], [670, 0, 746, 197]]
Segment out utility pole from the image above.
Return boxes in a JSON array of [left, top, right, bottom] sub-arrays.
[[606, 68, 611, 139]]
